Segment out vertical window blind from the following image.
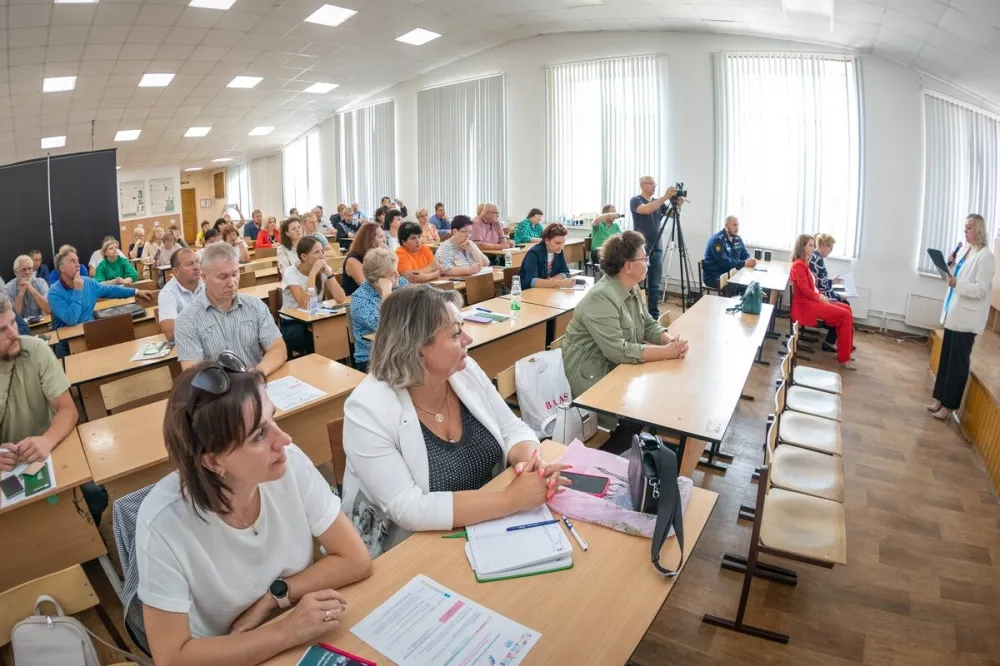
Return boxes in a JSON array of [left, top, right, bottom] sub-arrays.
[[335, 100, 395, 216], [226, 162, 252, 218], [281, 130, 322, 214], [417, 74, 507, 218], [545, 55, 665, 227], [919, 91, 999, 275], [713, 53, 862, 257]]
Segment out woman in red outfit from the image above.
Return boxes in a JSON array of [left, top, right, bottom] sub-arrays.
[[255, 216, 280, 248], [789, 234, 857, 370]]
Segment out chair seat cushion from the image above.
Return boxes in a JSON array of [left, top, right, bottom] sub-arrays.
[[777, 410, 843, 456], [786, 385, 842, 422], [793, 365, 842, 394], [759, 488, 847, 565], [771, 445, 845, 502]]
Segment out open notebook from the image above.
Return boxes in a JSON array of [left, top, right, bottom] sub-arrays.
[[465, 506, 574, 580]]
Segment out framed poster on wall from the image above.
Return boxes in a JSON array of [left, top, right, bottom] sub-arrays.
[[119, 180, 145, 218], [150, 177, 176, 213]]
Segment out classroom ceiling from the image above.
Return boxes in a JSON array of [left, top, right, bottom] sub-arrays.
[[2, 0, 997, 171]]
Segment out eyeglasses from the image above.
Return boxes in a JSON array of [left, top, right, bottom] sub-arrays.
[[185, 351, 248, 423], [630, 255, 650, 265]]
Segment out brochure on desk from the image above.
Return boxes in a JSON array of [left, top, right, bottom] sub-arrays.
[[0, 456, 56, 509]]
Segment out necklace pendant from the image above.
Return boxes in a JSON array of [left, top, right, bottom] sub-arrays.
[[434, 413, 444, 423]]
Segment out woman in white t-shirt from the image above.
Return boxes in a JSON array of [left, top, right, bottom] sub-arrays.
[[279, 236, 346, 355], [277, 218, 305, 274], [137, 355, 372, 665]]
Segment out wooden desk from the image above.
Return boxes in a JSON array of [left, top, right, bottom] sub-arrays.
[[462, 297, 562, 377], [281, 304, 351, 362], [56, 307, 160, 354], [574, 295, 774, 471], [28, 314, 52, 329], [730, 260, 791, 292], [444, 267, 505, 294], [261, 440, 719, 666], [64, 334, 179, 420], [78, 355, 364, 504], [500, 276, 594, 339], [240, 283, 281, 301], [0, 430, 106, 591], [256, 267, 280, 284]]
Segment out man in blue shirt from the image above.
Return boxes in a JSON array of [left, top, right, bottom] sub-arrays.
[[30, 250, 50, 282], [701, 215, 755, 289], [243, 209, 263, 240], [429, 202, 450, 232], [47, 247, 154, 329], [629, 177, 681, 318]]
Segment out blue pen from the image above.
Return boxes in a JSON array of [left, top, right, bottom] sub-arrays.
[[506, 519, 559, 532], [475, 306, 493, 313]]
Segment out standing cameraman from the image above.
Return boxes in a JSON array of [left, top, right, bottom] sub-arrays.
[[630, 176, 682, 318]]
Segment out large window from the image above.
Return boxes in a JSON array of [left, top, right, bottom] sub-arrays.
[[714, 53, 862, 257], [545, 56, 664, 226], [226, 163, 252, 218], [281, 130, 321, 214], [417, 74, 507, 217], [919, 92, 999, 274], [335, 100, 395, 216]]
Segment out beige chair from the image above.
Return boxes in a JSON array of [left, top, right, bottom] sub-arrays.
[[703, 463, 846, 643], [764, 413, 844, 503], [329, 256, 346, 272], [549, 335, 565, 350], [773, 381, 842, 456], [658, 310, 673, 327], [788, 325, 843, 394], [779, 355, 842, 421], [464, 272, 495, 306], [100, 366, 174, 415], [83, 314, 135, 350]]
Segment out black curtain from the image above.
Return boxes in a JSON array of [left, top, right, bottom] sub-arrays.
[[0, 158, 53, 284]]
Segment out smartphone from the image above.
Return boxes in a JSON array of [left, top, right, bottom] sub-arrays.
[[143, 341, 166, 356], [574, 278, 587, 286], [1, 475, 24, 500], [561, 471, 610, 498]]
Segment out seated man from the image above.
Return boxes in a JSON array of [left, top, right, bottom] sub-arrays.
[[195, 228, 222, 258], [0, 294, 106, 523], [48, 246, 154, 329], [157, 249, 204, 341], [302, 210, 330, 248], [471, 202, 514, 260], [47, 244, 88, 284], [395, 221, 441, 284], [242, 208, 263, 241], [30, 250, 50, 282], [332, 205, 360, 243], [174, 243, 287, 375], [701, 215, 755, 289], [5, 255, 50, 320], [167, 221, 189, 248], [429, 202, 450, 232]]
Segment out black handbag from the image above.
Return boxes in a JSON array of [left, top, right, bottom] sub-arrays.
[[626, 433, 685, 576]]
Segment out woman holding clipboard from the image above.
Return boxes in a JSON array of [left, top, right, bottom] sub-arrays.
[[929, 214, 996, 420]]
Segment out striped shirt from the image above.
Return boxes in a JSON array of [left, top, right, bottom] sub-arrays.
[[808, 250, 838, 299], [174, 291, 281, 368]]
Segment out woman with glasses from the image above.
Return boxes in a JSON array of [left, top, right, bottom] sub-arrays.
[[434, 215, 490, 277], [137, 355, 372, 665], [562, 231, 690, 454]]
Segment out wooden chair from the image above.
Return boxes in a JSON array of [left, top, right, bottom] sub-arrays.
[[548, 335, 565, 350], [464, 272, 494, 306], [763, 415, 843, 503], [141, 289, 160, 308], [326, 418, 347, 494], [239, 271, 257, 289], [719, 271, 730, 296], [771, 380, 842, 456], [779, 356, 842, 422], [83, 314, 135, 350], [329, 256, 346, 272], [494, 363, 520, 411], [583, 237, 598, 276], [255, 246, 277, 258], [510, 250, 526, 269], [698, 259, 722, 297], [658, 311, 673, 327], [430, 280, 455, 291], [131, 279, 154, 291], [787, 330, 842, 395], [267, 288, 282, 327], [439, 231, 452, 243], [100, 366, 174, 414], [703, 462, 847, 644], [503, 267, 517, 292], [247, 259, 272, 272]]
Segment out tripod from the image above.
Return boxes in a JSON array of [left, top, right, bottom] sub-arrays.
[[653, 201, 699, 312]]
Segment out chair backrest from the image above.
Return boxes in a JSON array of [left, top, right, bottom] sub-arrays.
[[495, 364, 516, 400], [729, 267, 738, 278], [431, 280, 455, 291], [255, 246, 277, 258], [719, 272, 730, 290], [238, 271, 257, 289], [658, 310, 673, 327], [509, 250, 525, 269], [83, 313, 135, 350], [131, 279, 154, 291], [144, 289, 160, 308], [464, 272, 494, 306], [112, 484, 155, 656], [267, 288, 281, 326], [780, 354, 792, 381], [326, 418, 347, 492], [100, 366, 174, 414], [329, 256, 346, 272], [775, 380, 788, 412], [247, 259, 272, 272], [0, 565, 99, 648], [583, 236, 592, 253], [764, 417, 778, 464], [439, 231, 452, 243], [549, 335, 565, 350], [503, 267, 517, 292], [697, 259, 705, 292]]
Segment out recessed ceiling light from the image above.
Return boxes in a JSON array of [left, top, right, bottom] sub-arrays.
[[249, 126, 275, 136], [396, 28, 441, 46], [211, 157, 232, 163], [41, 136, 66, 149], [54, 0, 98, 4], [227, 76, 262, 89], [184, 167, 203, 172], [43, 76, 76, 93], [114, 129, 141, 141], [138, 73, 175, 88], [304, 4, 357, 27], [189, 0, 237, 8], [303, 82, 338, 94], [184, 126, 211, 137]]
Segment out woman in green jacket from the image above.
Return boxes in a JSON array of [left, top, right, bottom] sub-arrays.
[[94, 238, 139, 285], [512, 208, 544, 245]]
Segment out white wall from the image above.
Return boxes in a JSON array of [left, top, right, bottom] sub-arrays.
[[328, 30, 998, 328], [115, 165, 181, 222]]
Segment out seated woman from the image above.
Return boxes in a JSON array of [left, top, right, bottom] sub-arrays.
[[562, 231, 694, 463], [789, 233, 856, 370], [281, 237, 347, 356], [434, 216, 490, 277], [141, 226, 166, 278], [342, 285, 569, 557], [277, 218, 305, 274], [137, 357, 372, 665], [518, 223, 575, 289], [223, 225, 251, 264], [94, 239, 139, 285], [383, 209, 403, 251], [342, 223, 385, 297], [349, 247, 409, 373], [808, 233, 851, 353], [154, 231, 181, 277], [416, 208, 440, 243], [128, 226, 147, 260], [395, 221, 441, 284], [512, 208, 544, 245], [256, 217, 280, 248]]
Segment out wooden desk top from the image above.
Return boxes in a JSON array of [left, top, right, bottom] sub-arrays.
[[28, 314, 52, 329], [256, 267, 279, 278], [79, 355, 365, 485], [280, 301, 350, 323], [442, 267, 504, 292], [730, 260, 791, 291], [482, 245, 530, 257], [0, 430, 93, 517], [575, 295, 774, 441], [239, 283, 281, 301], [64, 334, 176, 385], [261, 440, 719, 666], [499, 276, 594, 310], [56, 306, 157, 342], [462, 297, 562, 349]]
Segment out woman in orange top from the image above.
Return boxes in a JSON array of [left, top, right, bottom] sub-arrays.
[[256, 216, 280, 248], [789, 233, 856, 370], [395, 221, 441, 283]]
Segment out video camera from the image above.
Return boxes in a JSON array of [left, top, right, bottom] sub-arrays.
[[671, 182, 687, 200]]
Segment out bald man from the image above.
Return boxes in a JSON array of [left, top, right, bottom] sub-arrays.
[[702, 215, 755, 289]]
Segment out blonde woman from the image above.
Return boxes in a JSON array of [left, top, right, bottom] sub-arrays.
[[140, 226, 166, 279], [929, 214, 996, 420], [416, 209, 440, 243], [94, 239, 139, 285], [128, 227, 147, 260], [789, 234, 856, 370]]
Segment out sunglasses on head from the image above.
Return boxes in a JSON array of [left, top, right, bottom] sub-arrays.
[[185, 351, 248, 423]]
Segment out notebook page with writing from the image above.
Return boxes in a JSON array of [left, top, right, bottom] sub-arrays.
[[466, 506, 573, 576]]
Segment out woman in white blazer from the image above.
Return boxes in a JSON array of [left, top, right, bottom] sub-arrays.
[[929, 214, 996, 420], [342, 285, 569, 557]]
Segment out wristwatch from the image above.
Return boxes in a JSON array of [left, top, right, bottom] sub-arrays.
[[269, 579, 290, 609]]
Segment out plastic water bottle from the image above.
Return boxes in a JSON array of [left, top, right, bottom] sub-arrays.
[[509, 276, 522, 320], [504, 249, 513, 268], [307, 287, 318, 315]]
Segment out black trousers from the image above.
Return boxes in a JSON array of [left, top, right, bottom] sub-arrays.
[[933, 328, 976, 410], [280, 319, 314, 357]]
